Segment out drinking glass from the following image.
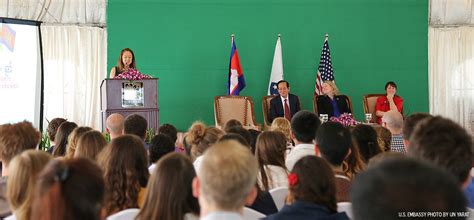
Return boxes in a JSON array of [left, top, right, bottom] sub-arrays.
[[365, 113, 372, 124]]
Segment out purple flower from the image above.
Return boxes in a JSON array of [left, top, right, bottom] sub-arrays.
[[329, 113, 360, 127], [114, 68, 152, 80]]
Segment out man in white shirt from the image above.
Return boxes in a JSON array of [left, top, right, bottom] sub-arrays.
[[192, 140, 258, 220], [285, 110, 321, 171]]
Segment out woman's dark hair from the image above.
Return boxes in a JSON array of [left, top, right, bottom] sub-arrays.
[[46, 118, 67, 141], [149, 134, 175, 164], [384, 81, 397, 90], [116, 48, 136, 72], [98, 134, 149, 215], [52, 122, 78, 157], [255, 131, 288, 191], [223, 120, 243, 132], [31, 158, 104, 220], [352, 124, 383, 163], [290, 156, 337, 213], [136, 153, 199, 220]]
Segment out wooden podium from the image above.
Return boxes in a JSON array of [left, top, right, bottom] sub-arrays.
[[100, 78, 159, 132]]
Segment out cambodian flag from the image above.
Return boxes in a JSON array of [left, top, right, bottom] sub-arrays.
[[227, 37, 245, 95]]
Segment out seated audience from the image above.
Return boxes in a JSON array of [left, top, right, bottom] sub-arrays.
[[31, 158, 105, 220], [270, 117, 293, 147], [264, 156, 349, 220], [256, 131, 289, 191], [373, 125, 391, 152], [0, 121, 41, 217], [223, 119, 243, 132], [316, 122, 352, 202], [52, 121, 78, 157], [98, 135, 149, 216], [106, 113, 124, 140], [247, 129, 261, 154], [269, 80, 302, 123], [226, 126, 253, 152], [286, 110, 321, 171], [64, 126, 92, 158], [381, 110, 405, 153], [184, 122, 223, 171], [6, 150, 51, 220], [316, 81, 351, 118], [401, 112, 432, 148], [137, 153, 200, 220], [192, 140, 258, 220], [375, 81, 403, 124], [124, 114, 148, 148], [367, 151, 405, 168], [157, 123, 180, 152], [351, 157, 467, 220], [74, 130, 107, 161], [46, 118, 67, 153], [148, 134, 175, 173], [351, 124, 383, 163], [218, 134, 250, 149]]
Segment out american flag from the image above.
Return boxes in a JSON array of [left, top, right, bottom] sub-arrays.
[[314, 36, 334, 95]]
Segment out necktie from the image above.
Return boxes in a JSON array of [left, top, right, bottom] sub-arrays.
[[284, 99, 291, 121]]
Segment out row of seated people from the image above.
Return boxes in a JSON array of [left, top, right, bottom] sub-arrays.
[[0, 109, 471, 220]]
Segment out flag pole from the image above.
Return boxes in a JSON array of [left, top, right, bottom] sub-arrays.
[[325, 33, 329, 40], [278, 33, 281, 38]]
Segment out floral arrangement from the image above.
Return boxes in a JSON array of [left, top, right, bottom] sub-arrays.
[[115, 68, 152, 80], [288, 173, 298, 187], [330, 113, 360, 127]]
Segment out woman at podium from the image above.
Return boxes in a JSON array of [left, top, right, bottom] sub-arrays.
[[110, 48, 137, 78]]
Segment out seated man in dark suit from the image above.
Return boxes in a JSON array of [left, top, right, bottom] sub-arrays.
[[269, 80, 301, 123]]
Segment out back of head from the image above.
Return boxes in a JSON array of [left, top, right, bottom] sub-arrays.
[[186, 122, 223, 160], [351, 157, 467, 220], [47, 118, 67, 142], [53, 121, 78, 157], [352, 124, 383, 163], [149, 134, 175, 164], [31, 158, 105, 220], [0, 121, 41, 166], [106, 113, 124, 135], [316, 122, 352, 167], [198, 140, 258, 210], [74, 130, 107, 161], [138, 153, 199, 220], [289, 156, 337, 212], [381, 110, 403, 132], [223, 119, 243, 132], [402, 113, 432, 140], [408, 116, 473, 185], [98, 134, 149, 214], [226, 126, 252, 149], [270, 117, 291, 141], [373, 125, 392, 151], [7, 150, 52, 220], [291, 110, 321, 143], [65, 126, 93, 159], [256, 131, 288, 191], [218, 133, 250, 150], [158, 123, 178, 143], [124, 114, 148, 139]]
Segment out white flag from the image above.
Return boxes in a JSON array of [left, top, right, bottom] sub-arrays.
[[268, 36, 284, 95]]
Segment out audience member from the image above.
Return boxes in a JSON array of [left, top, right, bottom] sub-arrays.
[[31, 158, 105, 220], [184, 122, 223, 170], [270, 117, 293, 146], [6, 150, 51, 220], [285, 110, 321, 171], [223, 119, 243, 132], [148, 134, 175, 173], [218, 134, 250, 149], [98, 135, 149, 215], [192, 140, 258, 220], [373, 125, 392, 152], [367, 151, 405, 168], [402, 112, 432, 148], [137, 153, 200, 220], [124, 114, 148, 147], [46, 118, 66, 153], [264, 156, 349, 220], [226, 126, 253, 152], [316, 122, 352, 202], [158, 123, 180, 151], [255, 131, 288, 191], [342, 139, 366, 179], [247, 129, 261, 154], [52, 121, 78, 157], [106, 113, 124, 140], [351, 157, 467, 220], [351, 124, 383, 163], [0, 121, 40, 217], [74, 130, 107, 161], [64, 126, 92, 158], [269, 80, 301, 123], [381, 110, 405, 153]]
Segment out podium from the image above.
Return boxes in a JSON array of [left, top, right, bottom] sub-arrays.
[[100, 78, 159, 132]]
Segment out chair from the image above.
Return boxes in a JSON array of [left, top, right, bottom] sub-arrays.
[[337, 202, 353, 219], [313, 95, 354, 117], [262, 95, 277, 130], [107, 208, 140, 220], [243, 207, 266, 220], [363, 94, 385, 123], [214, 96, 260, 130], [269, 186, 288, 211]]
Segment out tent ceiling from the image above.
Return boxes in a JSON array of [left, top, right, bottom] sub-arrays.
[[430, 0, 474, 26]]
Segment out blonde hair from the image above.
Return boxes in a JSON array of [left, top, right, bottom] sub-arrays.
[[185, 122, 223, 161], [198, 140, 257, 210], [65, 127, 92, 159], [74, 130, 107, 161], [270, 117, 291, 141], [323, 81, 340, 96], [7, 150, 52, 220]]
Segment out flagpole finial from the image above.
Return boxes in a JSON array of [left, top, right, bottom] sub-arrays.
[[231, 33, 235, 38], [278, 33, 281, 37], [325, 33, 329, 39]]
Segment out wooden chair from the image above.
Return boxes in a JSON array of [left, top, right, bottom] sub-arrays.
[[313, 95, 354, 117], [262, 95, 277, 130], [214, 96, 260, 130], [363, 94, 385, 123]]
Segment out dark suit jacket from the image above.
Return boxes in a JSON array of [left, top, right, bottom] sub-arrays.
[[316, 95, 351, 118], [269, 94, 301, 123], [263, 200, 349, 220]]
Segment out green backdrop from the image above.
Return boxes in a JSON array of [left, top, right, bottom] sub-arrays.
[[107, 0, 428, 131]]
